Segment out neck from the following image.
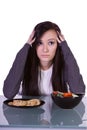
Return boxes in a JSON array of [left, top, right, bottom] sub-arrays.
[[40, 61, 53, 70]]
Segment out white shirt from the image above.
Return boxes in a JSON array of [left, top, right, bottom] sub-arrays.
[[18, 65, 53, 96], [38, 65, 53, 95]]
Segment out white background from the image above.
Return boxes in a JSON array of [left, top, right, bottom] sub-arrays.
[[0, 0, 87, 95]]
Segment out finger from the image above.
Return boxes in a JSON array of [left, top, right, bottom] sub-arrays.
[[57, 37, 61, 43], [27, 29, 35, 44], [30, 30, 35, 40], [30, 37, 36, 45], [59, 33, 65, 41], [57, 31, 65, 42], [57, 31, 62, 43]]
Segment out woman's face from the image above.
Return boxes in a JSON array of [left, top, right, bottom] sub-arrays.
[[36, 29, 58, 69]]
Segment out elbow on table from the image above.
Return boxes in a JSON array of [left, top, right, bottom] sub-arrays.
[[3, 83, 15, 99]]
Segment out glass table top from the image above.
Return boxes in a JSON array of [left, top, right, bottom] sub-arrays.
[[0, 95, 87, 129]]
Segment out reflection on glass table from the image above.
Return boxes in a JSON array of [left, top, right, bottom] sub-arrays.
[[2, 95, 87, 128]]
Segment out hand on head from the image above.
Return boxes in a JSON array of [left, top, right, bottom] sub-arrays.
[[27, 28, 65, 46], [27, 30, 35, 46], [57, 31, 65, 44]]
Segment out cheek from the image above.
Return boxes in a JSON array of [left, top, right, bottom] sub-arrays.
[[51, 46, 57, 55], [50, 47, 57, 59]]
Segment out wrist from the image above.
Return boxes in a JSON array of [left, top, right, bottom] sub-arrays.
[[26, 42, 32, 47]]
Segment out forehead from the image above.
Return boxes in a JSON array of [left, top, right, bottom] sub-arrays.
[[40, 29, 57, 40]]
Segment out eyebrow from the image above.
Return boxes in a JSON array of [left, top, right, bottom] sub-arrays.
[[39, 38, 56, 43], [47, 38, 56, 41]]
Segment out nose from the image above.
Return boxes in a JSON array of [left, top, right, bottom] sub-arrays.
[[43, 44, 49, 52]]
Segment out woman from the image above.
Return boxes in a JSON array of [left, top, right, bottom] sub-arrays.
[[3, 21, 85, 99]]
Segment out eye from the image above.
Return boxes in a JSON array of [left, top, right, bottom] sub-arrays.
[[37, 41, 43, 46], [48, 41, 55, 46]]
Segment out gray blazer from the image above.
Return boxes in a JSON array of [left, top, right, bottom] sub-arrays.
[[3, 41, 85, 99]]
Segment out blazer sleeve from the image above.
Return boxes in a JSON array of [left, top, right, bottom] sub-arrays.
[[60, 41, 85, 94], [3, 43, 31, 99]]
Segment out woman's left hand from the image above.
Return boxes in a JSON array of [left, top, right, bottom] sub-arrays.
[[57, 32, 65, 44]]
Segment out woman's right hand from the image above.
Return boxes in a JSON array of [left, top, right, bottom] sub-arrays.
[[26, 30, 35, 46]]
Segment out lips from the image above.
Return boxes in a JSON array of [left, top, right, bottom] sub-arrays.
[[41, 55, 49, 57]]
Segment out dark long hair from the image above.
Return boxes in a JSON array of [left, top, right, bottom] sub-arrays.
[[22, 21, 66, 96]]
